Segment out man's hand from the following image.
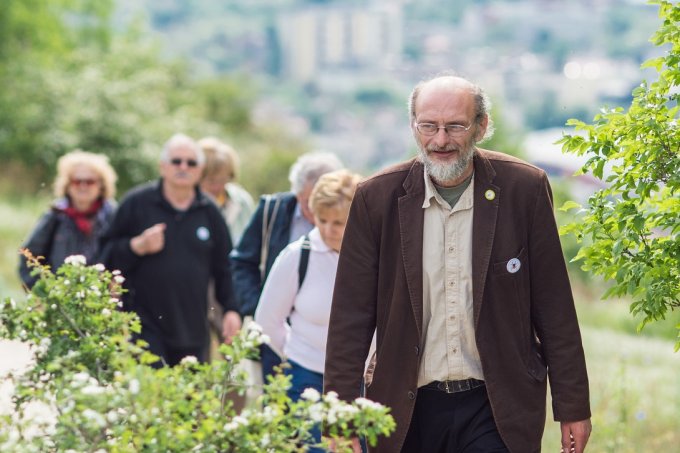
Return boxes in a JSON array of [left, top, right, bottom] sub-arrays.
[[561, 419, 592, 453], [130, 223, 166, 256], [221, 310, 242, 344]]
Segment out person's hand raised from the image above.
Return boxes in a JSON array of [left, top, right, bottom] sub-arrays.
[[130, 223, 166, 256]]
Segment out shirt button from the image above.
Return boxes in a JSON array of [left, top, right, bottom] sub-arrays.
[[448, 246, 454, 252], [452, 348, 458, 354], [408, 391, 415, 400]]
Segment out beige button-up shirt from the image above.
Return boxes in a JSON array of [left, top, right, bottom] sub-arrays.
[[417, 171, 484, 387]]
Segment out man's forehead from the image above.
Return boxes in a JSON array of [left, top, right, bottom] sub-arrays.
[[167, 145, 199, 158]]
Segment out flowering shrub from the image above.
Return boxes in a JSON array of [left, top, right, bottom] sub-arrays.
[[0, 254, 395, 452]]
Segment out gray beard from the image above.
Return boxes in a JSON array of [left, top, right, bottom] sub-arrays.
[[419, 144, 475, 185]]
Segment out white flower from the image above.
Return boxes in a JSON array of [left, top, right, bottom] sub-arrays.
[[301, 387, 321, 402], [260, 434, 271, 447], [81, 384, 105, 395], [94, 263, 105, 272], [101, 308, 111, 317], [129, 379, 140, 395], [64, 255, 86, 266], [82, 409, 106, 427], [354, 397, 384, 410], [75, 291, 85, 299], [323, 391, 339, 404], [72, 372, 91, 385], [114, 275, 125, 284], [308, 403, 324, 423], [180, 355, 198, 365], [112, 269, 121, 276]]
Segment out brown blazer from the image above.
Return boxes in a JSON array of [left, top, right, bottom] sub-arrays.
[[324, 150, 590, 453]]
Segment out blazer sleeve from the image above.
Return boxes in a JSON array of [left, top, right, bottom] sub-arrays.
[[529, 173, 591, 422], [18, 209, 59, 288], [324, 186, 379, 401], [230, 196, 268, 317]]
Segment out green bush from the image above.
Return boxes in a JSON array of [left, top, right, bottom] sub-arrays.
[[0, 254, 395, 452]]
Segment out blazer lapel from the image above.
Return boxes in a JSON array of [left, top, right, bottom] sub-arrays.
[[399, 160, 425, 338], [472, 151, 500, 327]]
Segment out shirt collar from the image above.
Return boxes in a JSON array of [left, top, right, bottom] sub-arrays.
[[422, 170, 475, 212]]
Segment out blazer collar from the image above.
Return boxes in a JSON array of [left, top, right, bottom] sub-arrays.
[[399, 159, 426, 337], [471, 149, 500, 327]]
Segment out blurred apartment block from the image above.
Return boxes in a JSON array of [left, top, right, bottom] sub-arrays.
[[277, 4, 403, 82]]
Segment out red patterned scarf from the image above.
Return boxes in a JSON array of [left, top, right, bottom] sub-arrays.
[[61, 199, 103, 236]]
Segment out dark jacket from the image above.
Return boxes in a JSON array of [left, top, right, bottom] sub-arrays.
[[324, 151, 590, 453], [99, 180, 237, 348], [230, 192, 299, 317], [19, 198, 116, 288]]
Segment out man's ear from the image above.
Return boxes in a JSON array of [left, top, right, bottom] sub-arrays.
[[475, 115, 489, 142]]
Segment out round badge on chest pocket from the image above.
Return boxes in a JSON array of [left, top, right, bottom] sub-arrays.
[[506, 257, 521, 274]]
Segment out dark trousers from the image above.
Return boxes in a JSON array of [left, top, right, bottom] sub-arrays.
[[260, 343, 283, 382], [402, 384, 508, 453], [285, 360, 325, 453], [138, 325, 207, 368]]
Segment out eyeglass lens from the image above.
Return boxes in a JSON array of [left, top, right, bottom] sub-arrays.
[[70, 178, 98, 186], [170, 158, 198, 167]]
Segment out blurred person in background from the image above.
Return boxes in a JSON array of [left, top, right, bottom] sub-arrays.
[[231, 150, 343, 382], [100, 133, 241, 367], [199, 137, 254, 245], [19, 150, 117, 288], [198, 137, 254, 380], [255, 169, 361, 452]]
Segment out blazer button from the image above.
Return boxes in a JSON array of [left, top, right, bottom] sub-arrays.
[[414, 346, 419, 355], [407, 391, 415, 400]]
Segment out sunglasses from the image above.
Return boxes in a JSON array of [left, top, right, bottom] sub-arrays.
[[169, 158, 199, 168], [70, 178, 99, 187]]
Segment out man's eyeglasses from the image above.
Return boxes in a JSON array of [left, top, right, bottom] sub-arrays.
[[415, 122, 473, 137], [70, 178, 99, 187], [169, 158, 199, 168]]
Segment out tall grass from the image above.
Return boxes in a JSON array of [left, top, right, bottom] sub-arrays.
[[0, 194, 50, 299], [542, 324, 680, 452]]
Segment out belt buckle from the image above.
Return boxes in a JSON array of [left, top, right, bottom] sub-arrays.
[[441, 379, 471, 393]]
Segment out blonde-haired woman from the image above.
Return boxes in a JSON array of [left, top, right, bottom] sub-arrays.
[[19, 150, 117, 288], [198, 137, 254, 245], [255, 169, 361, 452]]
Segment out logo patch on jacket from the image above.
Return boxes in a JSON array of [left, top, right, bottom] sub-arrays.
[[196, 226, 210, 241]]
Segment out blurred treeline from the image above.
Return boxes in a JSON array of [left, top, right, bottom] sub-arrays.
[[0, 0, 309, 198]]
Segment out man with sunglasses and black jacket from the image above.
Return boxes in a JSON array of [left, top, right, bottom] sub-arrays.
[[100, 133, 241, 367]]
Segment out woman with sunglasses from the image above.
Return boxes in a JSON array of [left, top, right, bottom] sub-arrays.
[[19, 150, 117, 288]]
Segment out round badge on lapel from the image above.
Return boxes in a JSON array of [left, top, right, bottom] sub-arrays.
[[484, 189, 496, 201], [196, 226, 210, 241], [506, 258, 521, 273]]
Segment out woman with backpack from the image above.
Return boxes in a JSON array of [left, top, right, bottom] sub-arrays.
[[254, 169, 361, 452]]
